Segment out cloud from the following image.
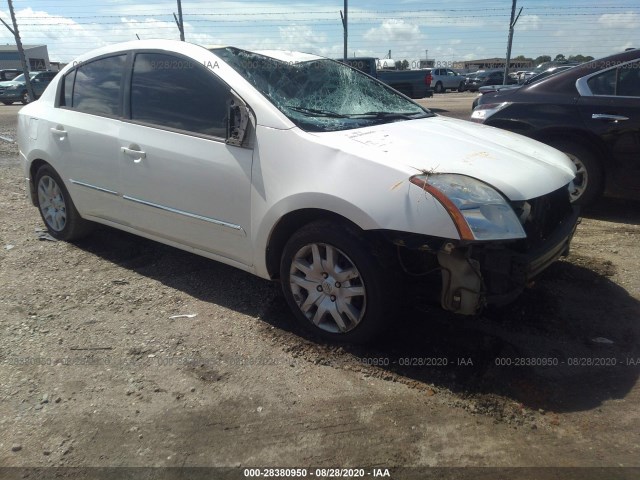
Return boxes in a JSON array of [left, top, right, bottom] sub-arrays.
[[364, 19, 424, 43], [598, 12, 640, 29]]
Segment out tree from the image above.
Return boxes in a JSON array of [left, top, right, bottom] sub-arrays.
[[554, 54, 566, 62], [568, 54, 594, 63], [401, 59, 409, 70], [534, 55, 551, 65]]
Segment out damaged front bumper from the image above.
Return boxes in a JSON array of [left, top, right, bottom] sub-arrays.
[[438, 205, 580, 315]]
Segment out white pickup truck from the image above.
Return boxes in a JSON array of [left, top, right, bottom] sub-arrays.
[[430, 67, 467, 93]]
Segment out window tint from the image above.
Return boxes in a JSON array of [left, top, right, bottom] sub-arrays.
[[63, 70, 75, 107], [131, 53, 230, 137], [588, 69, 616, 95], [73, 55, 125, 116], [617, 62, 640, 97]]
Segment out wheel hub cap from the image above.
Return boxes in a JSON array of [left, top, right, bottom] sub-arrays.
[[289, 243, 366, 334]]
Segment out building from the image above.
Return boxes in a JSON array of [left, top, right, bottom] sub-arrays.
[[452, 57, 533, 72], [0, 44, 50, 71]]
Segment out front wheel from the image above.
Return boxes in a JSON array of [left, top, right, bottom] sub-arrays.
[[21, 91, 30, 104], [35, 165, 92, 241], [458, 81, 466, 92], [547, 140, 603, 206], [280, 221, 397, 343]]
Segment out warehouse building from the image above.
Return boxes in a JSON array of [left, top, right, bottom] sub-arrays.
[[0, 44, 50, 71]]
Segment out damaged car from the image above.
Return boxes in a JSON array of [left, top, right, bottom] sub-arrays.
[[17, 40, 579, 343]]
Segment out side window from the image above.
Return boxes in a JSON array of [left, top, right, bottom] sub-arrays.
[[588, 69, 616, 96], [63, 70, 75, 107], [130, 53, 231, 137], [73, 55, 126, 116], [617, 61, 640, 97]]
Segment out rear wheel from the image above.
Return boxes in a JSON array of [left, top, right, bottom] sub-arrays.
[[35, 165, 92, 240], [434, 82, 444, 94], [280, 220, 397, 343], [548, 140, 603, 206]]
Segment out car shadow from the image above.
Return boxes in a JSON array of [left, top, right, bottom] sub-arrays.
[[75, 227, 640, 415], [581, 196, 640, 226]]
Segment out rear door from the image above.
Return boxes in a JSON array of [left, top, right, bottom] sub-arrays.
[[119, 52, 254, 264], [53, 55, 128, 220], [577, 59, 640, 192]]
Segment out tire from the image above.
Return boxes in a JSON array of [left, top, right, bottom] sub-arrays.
[[458, 81, 466, 92], [2, 101, 13, 105], [35, 164, 92, 241], [21, 91, 30, 104], [547, 140, 603, 206], [434, 82, 444, 94], [279, 220, 398, 344]]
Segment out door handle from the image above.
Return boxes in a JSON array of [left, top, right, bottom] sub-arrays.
[[121, 146, 146, 163], [50, 127, 67, 138], [592, 113, 629, 122]]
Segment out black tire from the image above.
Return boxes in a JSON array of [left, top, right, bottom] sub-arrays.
[[279, 220, 398, 344], [2, 101, 13, 105], [20, 91, 30, 104], [458, 81, 466, 92], [434, 82, 444, 94], [35, 164, 92, 241], [547, 140, 603, 206]]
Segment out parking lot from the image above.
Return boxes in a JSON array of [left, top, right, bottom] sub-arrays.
[[0, 96, 639, 477]]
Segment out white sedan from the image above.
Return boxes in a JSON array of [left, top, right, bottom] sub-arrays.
[[17, 40, 579, 343]]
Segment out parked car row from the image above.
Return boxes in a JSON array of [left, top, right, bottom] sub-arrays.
[[0, 70, 58, 105]]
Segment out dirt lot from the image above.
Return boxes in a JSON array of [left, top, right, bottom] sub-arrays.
[[1, 94, 639, 479]]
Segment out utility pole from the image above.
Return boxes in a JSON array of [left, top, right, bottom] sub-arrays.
[[4, 0, 35, 102], [340, 0, 347, 61], [503, 0, 522, 85], [173, 0, 185, 41]]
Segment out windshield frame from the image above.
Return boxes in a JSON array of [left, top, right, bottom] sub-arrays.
[[212, 47, 433, 133]]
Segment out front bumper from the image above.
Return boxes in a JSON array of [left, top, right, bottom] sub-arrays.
[[438, 204, 580, 314], [0, 90, 22, 102]]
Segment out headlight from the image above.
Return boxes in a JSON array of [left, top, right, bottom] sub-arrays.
[[7, 84, 18, 90], [470, 101, 510, 122], [410, 173, 526, 241]]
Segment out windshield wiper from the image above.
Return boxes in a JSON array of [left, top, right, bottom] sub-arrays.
[[350, 111, 431, 120], [285, 106, 350, 118]]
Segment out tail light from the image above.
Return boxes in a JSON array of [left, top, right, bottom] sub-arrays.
[[425, 73, 432, 87]]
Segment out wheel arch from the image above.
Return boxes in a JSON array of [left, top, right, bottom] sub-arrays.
[[28, 158, 53, 206], [264, 208, 383, 281]]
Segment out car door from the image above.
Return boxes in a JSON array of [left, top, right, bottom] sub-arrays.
[[33, 72, 56, 97], [52, 55, 128, 220], [119, 52, 253, 264], [577, 59, 640, 192]]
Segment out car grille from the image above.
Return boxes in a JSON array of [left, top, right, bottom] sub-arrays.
[[511, 185, 573, 250], [0, 87, 5, 93]]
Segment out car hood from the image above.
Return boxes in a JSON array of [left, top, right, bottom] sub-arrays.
[[313, 116, 575, 201], [0, 80, 22, 87]]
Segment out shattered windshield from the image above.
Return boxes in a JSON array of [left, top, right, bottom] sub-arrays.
[[213, 47, 433, 132]]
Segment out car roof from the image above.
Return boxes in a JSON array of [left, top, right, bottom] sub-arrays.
[[522, 49, 639, 95]]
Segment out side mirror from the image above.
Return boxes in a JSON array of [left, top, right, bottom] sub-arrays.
[[226, 101, 250, 147]]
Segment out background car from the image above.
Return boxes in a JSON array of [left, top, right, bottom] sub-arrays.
[[471, 49, 640, 205], [471, 65, 578, 110], [0, 69, 22, 82], [0, 70, 58, 105], [429, 68, 466, 93], [464, 69, 517, 92]]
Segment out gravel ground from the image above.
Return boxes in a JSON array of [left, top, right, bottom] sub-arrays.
[[1, 99, 639, 478]]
